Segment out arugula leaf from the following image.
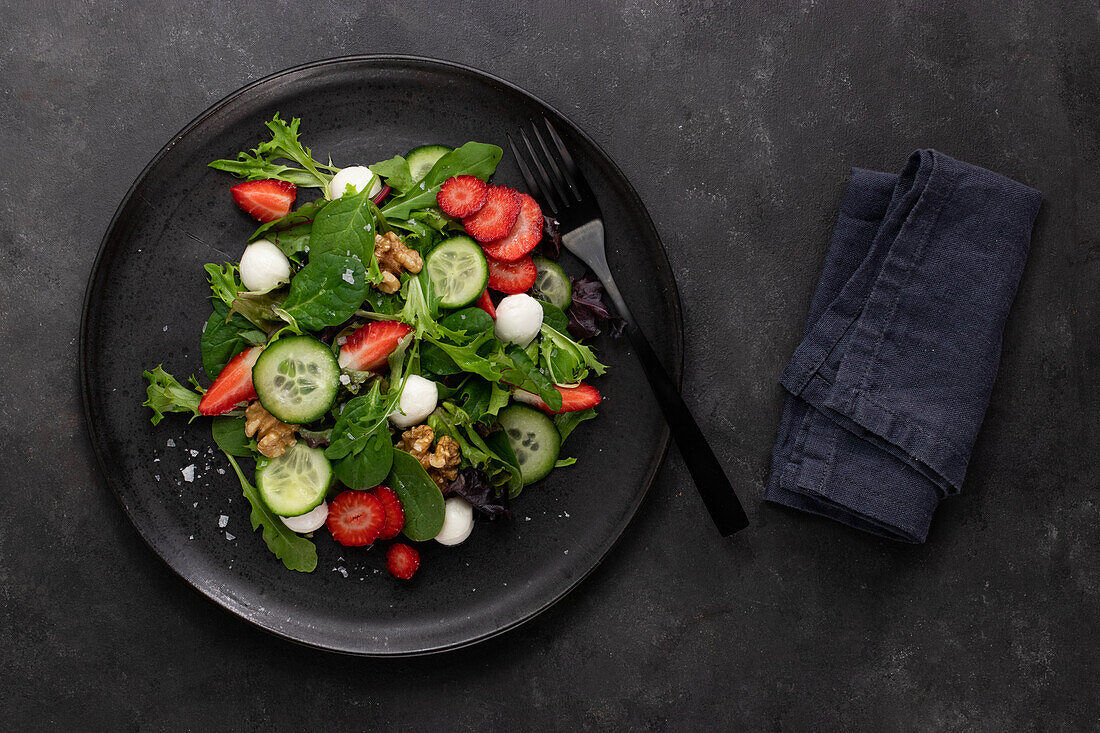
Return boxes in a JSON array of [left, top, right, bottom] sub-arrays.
[[208, 113, 338, 190], [554, 457, 578, 468], [212, 415, 253, 457], [201, 301, 265, 380], [249, 199, 328, 257], [554, 407, 597, 442], [369, 156, 414, 195], [142, 366, 202, 425], [387, 450, 446, 541], [503, 345, 562, 412], [539, 323, 607, 385], [308, 186, 383, 284], [282, 252, 371, 331], [204, 263, 241, 308], [223, 452, 317, 572], [381, 142, 502, 218]]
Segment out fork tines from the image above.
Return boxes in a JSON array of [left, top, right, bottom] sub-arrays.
[[507, 118, 596, 220]]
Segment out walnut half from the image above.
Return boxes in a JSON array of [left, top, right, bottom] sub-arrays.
[[375, 232, 423, 294], [244, 401, 298, 458], [396, 424, 461, 489]]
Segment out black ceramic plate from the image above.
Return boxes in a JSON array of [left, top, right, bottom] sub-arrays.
[[81, 56, 682, 655]]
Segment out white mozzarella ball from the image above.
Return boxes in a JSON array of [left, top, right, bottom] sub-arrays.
[[388, 374, 439, 428], [328, 165, 382, 200], [434, 497, 474, 546], [239, 239, 291, 292], [280, 501, 328, 533], [494, 293, 544, 348]]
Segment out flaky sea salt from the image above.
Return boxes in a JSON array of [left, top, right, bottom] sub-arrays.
[[218, 514, 229, 528], [335, 566, 348, 578], [336, 336, 347, 346], [339, 374, 351, 385], [217, 468, 225, 475], [225, 532, 235, 541], [166, 438, 176, 448], [341, 269, 355, 285], [189, 449, 199, 457], [181, 465, 196, 482]]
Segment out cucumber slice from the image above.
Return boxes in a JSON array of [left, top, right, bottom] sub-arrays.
[[498, 404, 561, 485], [256, 442, 333, 516], [252, 336, 340, 424], [406, 144, 453, 181], [425, 235, 489, 309], [531, 256, 572, 309]]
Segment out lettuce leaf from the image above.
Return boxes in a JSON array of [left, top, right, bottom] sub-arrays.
[[142, 366, 202, 425]]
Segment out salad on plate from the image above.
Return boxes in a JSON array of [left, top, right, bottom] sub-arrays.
[[141, 114, 622, 580]]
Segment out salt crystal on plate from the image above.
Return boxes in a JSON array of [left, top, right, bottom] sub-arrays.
[[225, 532, 235, 541], [218, 514, 229, 528], [181, 465, 196, 482], [192, 502, 198, 508], [217, 468, 225, 475], [335, 566, 348, 578], [166, 438, 176, 447], [189, 449, 199, 457]]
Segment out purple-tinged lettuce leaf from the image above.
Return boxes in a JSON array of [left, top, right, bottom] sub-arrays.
[[445, 468, 511, 520], [567, 271, 626, 339]]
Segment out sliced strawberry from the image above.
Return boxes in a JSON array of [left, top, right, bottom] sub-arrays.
[[197, 346, 262, 416], [513, 383, 602, 415], [486, 254, 537, 294], [386, 543, 420, 580], [475, 289, 496, 319], [230, 179, 297, 223], [371, 485, 405, 540], [338, 320, 413, 372], [481, 193, 543, 261], [326, 490, 385, 547], [437, 175, 488, 218], [462, 185, 521, 242]]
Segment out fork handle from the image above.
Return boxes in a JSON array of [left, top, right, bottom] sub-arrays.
[[594, 268, 751, 536]]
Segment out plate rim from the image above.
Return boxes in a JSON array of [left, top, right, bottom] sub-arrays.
[[79, 54, 684, 656]]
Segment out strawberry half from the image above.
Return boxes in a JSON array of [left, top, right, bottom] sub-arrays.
[[386, 543, 421, 580], [486, 254, 537, 294], [481, 193, 543, 261], [475, 289, 496, 319], [230, 179, 297, 223], [437, 175, 488, 218], [338, 320, 413, 372], [326, 490, 386, 547], [462, 185, 521, 242], [513, 383, 602, 415], [372, 485, 405, 540], [197, 346, 262, 416]]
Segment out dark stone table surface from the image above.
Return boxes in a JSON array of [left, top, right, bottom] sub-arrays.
[[2, 2, 1096, 730]]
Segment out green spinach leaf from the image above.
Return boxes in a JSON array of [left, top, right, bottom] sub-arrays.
[[212, 415, 253, 457], [387, 450, 446, 541], [308, 186, 382, 286], [201, 301, 265, 379], [538, 300, 569, 333], [503, 346, 562, 411], [282, 252, 371, 331], [224, 453, 318, 572], [325, 382, 397, 490], [369, 156, 414, 195], [381, 142, 502, 218]]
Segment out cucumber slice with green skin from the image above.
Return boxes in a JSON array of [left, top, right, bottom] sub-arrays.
[[252, 336, 340, 424], [406, 144, 453, 181], [498, 404, 561, 485], [531, 256, 572, 309], [256, 442, 333, 516], [425, 235, 489, 309]]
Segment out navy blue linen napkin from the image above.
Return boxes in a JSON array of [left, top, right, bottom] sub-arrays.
[[765, 150, 1041, 542]]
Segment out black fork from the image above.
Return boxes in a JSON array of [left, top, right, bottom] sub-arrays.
[[508, 120, 750, 536]]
